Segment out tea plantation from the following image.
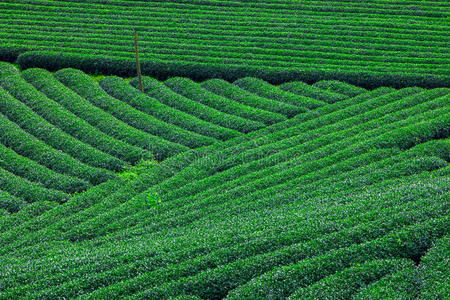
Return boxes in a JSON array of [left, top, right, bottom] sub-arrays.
[[0, 60, 449, 298], [1, 0, 449, 87], [1, 0, 449, 299]]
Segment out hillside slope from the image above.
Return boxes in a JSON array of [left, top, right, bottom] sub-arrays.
[[0, 61, 448, 298], [0, 62, 326, 204]]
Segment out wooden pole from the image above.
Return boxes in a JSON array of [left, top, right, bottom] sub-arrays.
[[134, 28, 144, 92]]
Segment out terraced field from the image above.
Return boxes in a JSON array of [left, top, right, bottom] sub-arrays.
[[0, 62, 308, 202], [0, 60, 449, 298], [1, 0, 449, 87]]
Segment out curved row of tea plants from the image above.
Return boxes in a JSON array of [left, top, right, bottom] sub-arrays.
[[0, 76, 448, 298], [0, 61, 324, 213]]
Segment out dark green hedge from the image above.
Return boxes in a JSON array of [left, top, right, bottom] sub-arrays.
[[59, 89, 449, 246], [0, 46, 29, 63], [16, 51, 450, 89], [31, 163, 446, 299], [0, 179, 124, 251], [226, 216, 448, 299], [86, 91, 450, 246]]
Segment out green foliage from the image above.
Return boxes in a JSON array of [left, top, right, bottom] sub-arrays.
[[91, 75, 105, 82], [0, 200, 58, 233], [0, 142, 91, 194], [201, 78, 299, 117], [117, 171, 138, 183], [417, 235, 450, 299], [165, 77, 284, 126], [130, 76, 255, 134], [0, 112, 116, 185], [100, 76, 235, 141], [118, 160, 158, 183], [0, 189, 27, 213], [313, 80, 368, 97], [146, 192, 162, 208], [5, 0, 449, 89], [0, 61, 19, 76], [16, 66, 146, 166], [95, 76, 218, 148], [54, 68, 189, 160], [288, 258, 416, 299], [234, 77, 327, 109], [164, 77, 265, 133], [132, 160, 159, 173], [0, 55, 448, 299], [279, 80, 348, 104], [52, 70, 214, 149], [0, 45, 29, 62], [0, 71, 124, 177], [16, 51, 450, 89], [226, 216, 448, 299], [18, 68, 151, 165], [0, 166, 70, 204], [352, 267, 419, 299]]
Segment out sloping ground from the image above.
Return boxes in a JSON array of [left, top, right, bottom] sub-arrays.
[[0, 61, 327, 207], [0, 64, 448, 298], [1, 0, 449, 87]]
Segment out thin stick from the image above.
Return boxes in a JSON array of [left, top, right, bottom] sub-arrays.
[[134, 28, 144, 92]]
